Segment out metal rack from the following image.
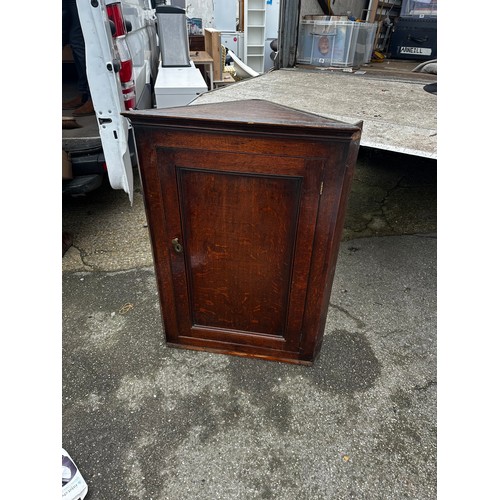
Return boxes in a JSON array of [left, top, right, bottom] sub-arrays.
[[366, 0, 402, 53]]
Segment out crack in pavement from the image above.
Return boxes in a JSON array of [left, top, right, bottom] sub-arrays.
[[329, 303, 367, 330]]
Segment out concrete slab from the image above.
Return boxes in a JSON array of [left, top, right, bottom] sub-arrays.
[[193, 67, 437, 159], [62, 234, 436, 499]]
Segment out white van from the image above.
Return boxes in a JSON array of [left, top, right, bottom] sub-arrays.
[[62, 0, 160, 202]]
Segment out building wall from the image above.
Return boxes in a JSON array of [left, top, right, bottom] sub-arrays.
[[333, 0, 368, 18], [177, 1, 369, 31], [300, 0, 324, 18], [180, 0, 240, 31]]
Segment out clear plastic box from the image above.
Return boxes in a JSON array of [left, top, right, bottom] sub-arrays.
[[297, 18, 377, 68], [401, 0, 437, 17], [356, 22, 377, 64]]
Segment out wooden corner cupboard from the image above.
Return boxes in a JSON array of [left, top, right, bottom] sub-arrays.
[[123, 99, 362, 365]]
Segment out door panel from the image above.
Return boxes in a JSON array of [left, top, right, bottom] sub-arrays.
[[180, 168, 300, 336], [157, 147, 322, 353]]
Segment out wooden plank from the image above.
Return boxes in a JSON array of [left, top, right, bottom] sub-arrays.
[[189, 50, 213, 64], [367, 0, 380, 23], [239, 0, 244, 31], [214, 72, 236, 89], [204, 28, 222, 82]]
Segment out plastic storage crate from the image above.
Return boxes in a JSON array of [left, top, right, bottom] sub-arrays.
[[297, 17, 377, 68]]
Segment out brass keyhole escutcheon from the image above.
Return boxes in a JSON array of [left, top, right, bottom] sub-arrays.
[[172, 238, 183, 254]]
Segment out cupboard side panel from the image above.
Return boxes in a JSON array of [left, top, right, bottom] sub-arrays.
[[312, 134, 361, 359], [299, 139, 359, 361]]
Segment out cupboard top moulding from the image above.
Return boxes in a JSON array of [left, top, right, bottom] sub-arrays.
[[123, 99, 362, 141], [123, 99, 362, 366]]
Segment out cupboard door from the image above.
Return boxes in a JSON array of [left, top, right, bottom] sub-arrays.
[[157, 147, 323, 355]]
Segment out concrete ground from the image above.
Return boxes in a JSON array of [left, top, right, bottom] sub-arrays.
[[62, 145, 437, 498]]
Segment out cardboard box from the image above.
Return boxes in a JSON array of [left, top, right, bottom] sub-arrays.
[[62, 150, 73, 180], [62, 44, 74, 63]]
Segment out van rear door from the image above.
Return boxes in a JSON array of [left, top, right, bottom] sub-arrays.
[[75, 0, 157, 202]]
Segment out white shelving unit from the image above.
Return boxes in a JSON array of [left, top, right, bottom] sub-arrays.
[[244, 0, 266, 73]]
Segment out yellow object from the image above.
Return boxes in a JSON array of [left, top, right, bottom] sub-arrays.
[[224, 65, 236, 77], [371, 50, 385, 63]]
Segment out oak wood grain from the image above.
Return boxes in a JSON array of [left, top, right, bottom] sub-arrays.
[[125, 99, 362, 364]]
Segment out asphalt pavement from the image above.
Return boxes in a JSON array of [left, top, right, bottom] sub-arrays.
[[62, 147, 436, 499]]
